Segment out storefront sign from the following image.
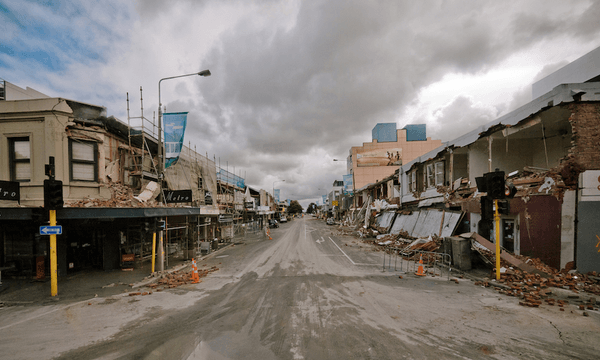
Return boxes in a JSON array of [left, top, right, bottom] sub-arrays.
[[164, 190, 192, 203], [0, 180, 19, 201]]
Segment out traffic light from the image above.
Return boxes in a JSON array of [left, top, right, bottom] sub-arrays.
[[486, 170, 506, 199], [497, 200, 510, 215], [44, 179, 63, 210], [480, 196, 493, 220]]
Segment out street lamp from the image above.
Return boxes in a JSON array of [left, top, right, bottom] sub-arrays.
[[158, 69, 211, 186], [155, 69, 210, 272]]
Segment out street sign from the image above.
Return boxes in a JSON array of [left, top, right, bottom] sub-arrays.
[[40, 225, 62, 235]]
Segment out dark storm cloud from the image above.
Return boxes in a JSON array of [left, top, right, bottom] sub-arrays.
[[173, 0, 600, 194]]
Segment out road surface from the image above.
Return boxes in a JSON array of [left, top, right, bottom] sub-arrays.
[[1, 217, 599, 359]]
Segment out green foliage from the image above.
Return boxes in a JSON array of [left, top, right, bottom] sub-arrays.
[[288, 200, 303, 214]]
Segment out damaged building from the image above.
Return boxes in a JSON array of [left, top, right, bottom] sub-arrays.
[[354, 47, 600, 273], [0, 83, 260, 278]]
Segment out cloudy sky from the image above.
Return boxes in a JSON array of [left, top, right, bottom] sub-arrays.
[[2, 0, 600, 208]]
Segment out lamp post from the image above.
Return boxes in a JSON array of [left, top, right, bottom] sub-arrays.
[[155, 69, 210, 272], [158, 69, 211, 186]]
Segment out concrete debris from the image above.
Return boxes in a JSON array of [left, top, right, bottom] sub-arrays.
[[133, 181, 160, 202]]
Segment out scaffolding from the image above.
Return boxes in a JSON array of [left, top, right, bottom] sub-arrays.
[[126, 87, 160, 194]]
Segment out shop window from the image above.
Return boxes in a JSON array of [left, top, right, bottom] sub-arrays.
[[9, 137, 31, 182], [69, 139, 98, 181]]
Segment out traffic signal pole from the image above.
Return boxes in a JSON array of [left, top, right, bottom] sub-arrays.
[[494, 199, 501, 280], [49, 209, 58, 296]]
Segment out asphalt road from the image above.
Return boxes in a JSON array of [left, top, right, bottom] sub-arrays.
[[1, 217, 599, 359]]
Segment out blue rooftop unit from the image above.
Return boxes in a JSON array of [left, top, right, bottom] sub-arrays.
[[403, 124, 427, 141], [372, 123, 397, 142]]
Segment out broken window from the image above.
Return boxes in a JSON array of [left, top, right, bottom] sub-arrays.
[[69, 139, 98, 181], [198, 177, 203, 190], [409, 170, 417, 192], [435, 161, 444, 186], [9, 137, 31, 182], [426, 164, 435, 188]]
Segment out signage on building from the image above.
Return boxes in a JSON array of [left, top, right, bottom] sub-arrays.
[[245, 201, 254, 210], [0, 180, 20, 201], [343, 174, 353, 195], [200, 207, 219, 215], [332, 200, 338, 206], [218, 214, 233, 223], [356, 148, 402, 167], [164, 190, 192, 203]]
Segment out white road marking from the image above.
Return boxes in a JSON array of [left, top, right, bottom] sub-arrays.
[[316, 237, 324, 244], [328, 237, 375, 266]]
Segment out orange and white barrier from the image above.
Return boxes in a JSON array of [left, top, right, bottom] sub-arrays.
[[415, 255, 426, 277]]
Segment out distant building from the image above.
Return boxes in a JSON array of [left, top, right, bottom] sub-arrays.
[[349, 123, 442, 192]]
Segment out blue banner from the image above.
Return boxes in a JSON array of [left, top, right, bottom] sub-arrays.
[[322, 195, 327, 205], [274, 189, 280, 203], [343, 174, 354, 195], [163, 112, 188, 169]]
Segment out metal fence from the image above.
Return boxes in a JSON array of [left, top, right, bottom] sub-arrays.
[[382, 246, 453, 280]]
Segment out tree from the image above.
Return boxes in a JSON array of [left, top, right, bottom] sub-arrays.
[[307, 202, 317, 214], [288, 200, 303, 214]]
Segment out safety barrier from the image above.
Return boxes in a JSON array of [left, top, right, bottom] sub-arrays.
[[382, 246, 453, 280]]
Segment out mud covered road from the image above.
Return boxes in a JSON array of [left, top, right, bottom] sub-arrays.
[[1, 217, 599, 359]]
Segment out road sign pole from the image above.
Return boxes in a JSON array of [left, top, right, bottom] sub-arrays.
[[151, 232, 156, 273], [494, 199, 501, 281], [49, 209, 58, 296]]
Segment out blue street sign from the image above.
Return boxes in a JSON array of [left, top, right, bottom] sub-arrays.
[[40, 225, 62, 235]]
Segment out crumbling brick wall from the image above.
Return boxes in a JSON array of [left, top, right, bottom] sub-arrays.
[[565, 102, 600, 171]]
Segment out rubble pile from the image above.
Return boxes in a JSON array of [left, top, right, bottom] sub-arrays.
[[475, 263, 600, 309], [65, 182, 159, 208], [144, 266, 220, 291], [408, 239, 440, 253]]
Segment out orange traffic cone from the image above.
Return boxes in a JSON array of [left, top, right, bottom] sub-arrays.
[[267, 228, 272, 240], [191, 259, 200, 283], [415, 255, 426, 277]]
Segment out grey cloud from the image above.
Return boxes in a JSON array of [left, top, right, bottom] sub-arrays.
[[428, 95, 497, 142]]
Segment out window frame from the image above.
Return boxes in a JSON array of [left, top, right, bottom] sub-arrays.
[[9, 136, 31, 182], [69, 139, 98, 182], [408, 170, 417, 193], [434, 161, 445, 187], [426, 163, 435, 188]]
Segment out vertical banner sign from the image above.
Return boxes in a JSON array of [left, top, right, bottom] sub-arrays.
[[163, 112, 188, 169], [274, 189, 280, 203], [343, 174, 353, 195], [322, 195, 327, 205]]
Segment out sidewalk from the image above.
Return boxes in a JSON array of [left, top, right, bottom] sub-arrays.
[[0, 241, 237, 307]]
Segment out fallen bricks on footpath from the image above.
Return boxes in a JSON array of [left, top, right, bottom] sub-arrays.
[[128, 266, 220, 295]]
